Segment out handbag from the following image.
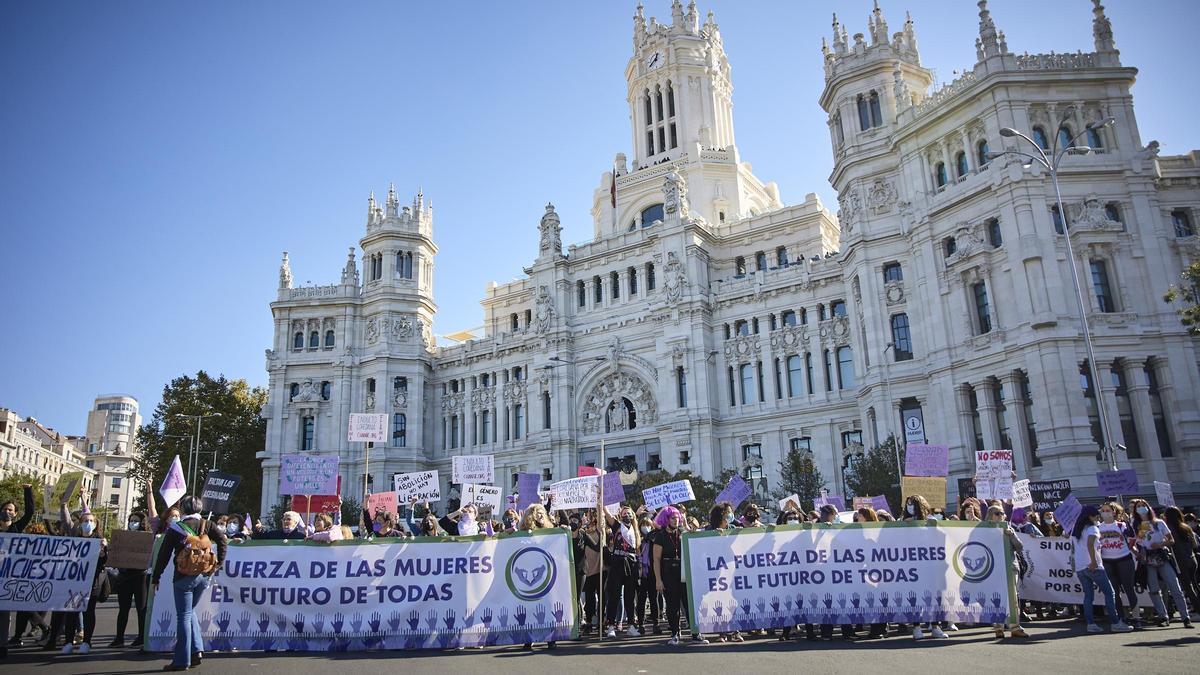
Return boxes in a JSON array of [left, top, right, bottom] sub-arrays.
[[1145, 548, 1170, 568]]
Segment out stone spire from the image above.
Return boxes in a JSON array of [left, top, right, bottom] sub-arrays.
[[831, 13, 846, 54], [671, 0, 684, 29], [366, 191, 376, 227], [1092, 0, 1116, 53], [279, 251, 293, 290], [341, 247, 359, 286], [685, 0, 698, 34], [538, 203, 563, 258], [904, 11, 918, 52], [870, 0, 888, 45], [385, 182, 399, 217], [633, 2, 645, 45], [976, 0, 1001, 59]]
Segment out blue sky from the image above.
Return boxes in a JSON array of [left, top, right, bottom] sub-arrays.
[[1, 0, 1196, 434]]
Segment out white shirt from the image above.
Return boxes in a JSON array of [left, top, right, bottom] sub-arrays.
[[1073, 524, 1102, 571], [1097, 520, 1132, 559]]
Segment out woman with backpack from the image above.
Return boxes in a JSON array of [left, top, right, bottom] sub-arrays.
[[151, 494, 228, 672]]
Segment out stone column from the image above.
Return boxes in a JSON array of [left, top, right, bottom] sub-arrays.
[[975, 380, 1002, 451], [1001, 373, 1031, 477], [1122, 360, 1167, 481]]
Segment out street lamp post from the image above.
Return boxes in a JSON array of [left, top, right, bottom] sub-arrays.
[[175, 412, 222, 487], [987, 109, 1121, 471], [881, 343, 902, 478]]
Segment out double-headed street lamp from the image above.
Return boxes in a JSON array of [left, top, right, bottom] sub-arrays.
[[986, 108, 1122, 471], [174, 412, 222, 486]]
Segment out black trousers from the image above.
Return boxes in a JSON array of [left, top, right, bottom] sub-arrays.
[[606, 556, 640, 626], [636, 572, 661, 627], [582, 573, 606, 625], [114, 571, 147, 641]]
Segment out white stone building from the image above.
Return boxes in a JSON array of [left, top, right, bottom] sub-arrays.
[[0, 408, 96, 507], [259, 1, 1200, 514], [82, 394, 143, 521]]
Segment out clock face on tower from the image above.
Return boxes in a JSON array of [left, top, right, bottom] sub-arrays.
[[645, 50, 664, 71]]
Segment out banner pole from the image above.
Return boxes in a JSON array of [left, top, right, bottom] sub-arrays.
[[306, 495, 312, 531], [598, 438, 606, 640]]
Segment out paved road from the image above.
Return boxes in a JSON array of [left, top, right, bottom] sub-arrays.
[[5, 602, 1198, 674]]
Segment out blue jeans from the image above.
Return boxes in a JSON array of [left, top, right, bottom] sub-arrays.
[[172, 574, 211, 666], [1077, 567, 1120, 625]]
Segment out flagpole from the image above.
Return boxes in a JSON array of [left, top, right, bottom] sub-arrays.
[[598, 438, 606, 640]]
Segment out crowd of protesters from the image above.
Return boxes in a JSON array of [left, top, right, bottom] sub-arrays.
[[2, 476, 1198, 669]]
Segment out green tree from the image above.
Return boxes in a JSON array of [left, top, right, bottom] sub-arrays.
[[1164, 260, 1200, 335], [131, 371, 267, 516], [625, 469, 721, 520], [842, 435, 905, 511], [0, 471, 47, 519], [773, 450, 828, 512]]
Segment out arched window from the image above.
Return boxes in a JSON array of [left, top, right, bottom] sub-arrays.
[[836, 346, 855, 389], [955, 151, 969, 178], [977, 139, 991, 166], [645, 262, 656, 290], [644, 90, 652, 125], [542, 391, 551, 429], [868, 91, 882, 127], [405, 252, 414, 279], [393, 413, 406, 447], [640, 203, 664, 227], [739, 364, 756, 405], [1104, 203, 1122, 224], [786, 355, 804, 397], [308, 331, 319, 349], [513, 404, 524, 439], [667, 82, 676, 117], [1051, 204, 1066, 234], [321, 381, 331, 400], [610, 271, 620, 299], [324, 329, 335, 348], [604, 398, 637, 432], [290, 383, 300, 401], [1032, 126, 1049, 150], [755, 251, 768, 272], [577, 280, 586, 307], [1057, 125, 1074, 150], [654, 85, 663, 122], [1172, 209, 1194, 237], [935, 162, 948, 187], [1086, 126, 1104, 150], [776, 246, 789, 267], [510, 313, 519, 332], [857, 95, 870, 131], [735, 257, 747, 276], [780, 310, 797, 327], [293, 332, 304, 350], [734, 320, 749, 336]]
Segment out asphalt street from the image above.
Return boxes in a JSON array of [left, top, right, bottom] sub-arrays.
[[4, 602, 1198, 675]]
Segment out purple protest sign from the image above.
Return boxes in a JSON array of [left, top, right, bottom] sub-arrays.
[[1054, 494, 1083, 534], [715, 475, 752, 508], [869, 495, 891, 514], [1096, 469, 1138, 495], [601, 471, 624, 506], [813, 494, 845, 510], [159, 455, 187, 507], [904, 444, 949, 477], [515, 472, 541, 512]]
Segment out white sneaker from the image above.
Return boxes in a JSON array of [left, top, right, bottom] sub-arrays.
[[912, 626, 925, 640], [1087, 623, 1104, 633], [667, 634, 680, 646], [626, 626, 641, 637], [932, 626, 948, 639], [605, 627, 617, 638], [77, 643, 90, 655], [1112, 622, 1133, 633], [691, 633, 710, 644], [944, 623, 959, 631], [61, 643, 74, 655]]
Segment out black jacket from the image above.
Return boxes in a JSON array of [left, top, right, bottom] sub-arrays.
[[0, 486, 35, 534], [151, 517, 228, 584]]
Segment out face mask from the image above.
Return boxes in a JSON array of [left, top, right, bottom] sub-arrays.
[[640, 526, 651, 535], [906, 504, 915, 515], [127, 521, 140, 530], [1101, 512, 1115, 523], [621, 515, 633, 524], [0, 512, 12, 522], [226, 524, 240, 535], [1136, 507, 1149, 516], [787, 517, 799, 524], [168, 516, 180, 526], [503, 517, 515, 527], [81, 521, 96, 535]]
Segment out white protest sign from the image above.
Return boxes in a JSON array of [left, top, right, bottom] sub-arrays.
[[1154, 481, 1175, 507], [641, 480, 695, 509], [0, 534, 102, 611], [452, 455, 494, 484], [975, 449, 1013, 479], [1012, 479, 1033, 508], [461, 483, 503, 512], [348, 413, 388, 443], [778, 494, 801, 512], [548, 476, 599, 511], [393, 470, 441, 502]]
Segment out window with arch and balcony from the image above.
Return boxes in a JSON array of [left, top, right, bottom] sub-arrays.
[[1086, 126, 1104, 150], [308, 331, 319, 349], [1032, 126, 1049, 150], [856, 91, 883, 131], [955, 151, 969, 179], [324, 329, 335, 349], [1057, 125, 1075, 150], [977, 139, 991, 167], [292, 332, 304, 351], [934, 162, 948, 188], [1172, 209, 1195, 237]]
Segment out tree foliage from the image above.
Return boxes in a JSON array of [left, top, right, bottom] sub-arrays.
[[842, 435, 905, 512], [623, 469, 721, 519], [1163, 260, 1200, 336], [131, 371, 267, 516], [773, 450, 828, 512], [0, 471, 47, 518]]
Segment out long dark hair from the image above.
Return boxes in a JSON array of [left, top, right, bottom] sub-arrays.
[[1163, 506, 1195, 545], [708, 502, 732, 529], [1129, 499, 1158, 529], [1072, 505, 1100, 539]]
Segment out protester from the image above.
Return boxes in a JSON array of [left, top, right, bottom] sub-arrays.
[[652, 506, 707, 645], [1163, 506, 1200, 614], [986, 505, 1028, 638], [1097, 501, 1139, 626], [259, 511, 305, 539], [151, 494, 228, 672], [0, 483, 35, 659], [605, 505, 642, 637], [307, 513, 343, 542], [902, 495, 931, 521], [110, 510, 150, 648], [635, 514, 661, 634], [1129, 498, 1191, 627], [576, 513, 606, 632], [406, 498, 442, 536], [740, 504, 762, 528], [1073, 504, 1133, 633], [50, 499, 107, 656], [440, 503, 484, 537]]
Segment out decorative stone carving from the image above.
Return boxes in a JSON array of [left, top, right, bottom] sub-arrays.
[[538, 203, 563, 256], [884, 281, 905, 305], [333, 346, 359, 367], [391, 314, 415, 340], [279, 252, 293, 290], [724, 334, 761, 363], [534, 286, 557, 335], [581, 371, 659, 434], [293, 380, 320, 403], [393, 389, 407, 409], [441, 391, 464, 413], [670, 342, 688, 367], [662, 171, 690, 220], [769, 325, 808, 356], [818, 316, 851, 347], [663, 251, 690, 306], [1071, 194, 1121, 230], [502, 380, 527, 404], [419, 319, 433, 348], [867, 179, 898, 215], [366, 317, 380, 345], [365, 392, 376, 411]]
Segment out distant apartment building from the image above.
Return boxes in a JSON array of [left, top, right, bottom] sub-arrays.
[[83, 394, 143, 521], [0, 408, 97, 511]]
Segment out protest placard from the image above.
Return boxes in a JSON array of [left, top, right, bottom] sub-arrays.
[[974, 449, 1013, 478], [813, 494, 845, 510], [641, 480, 695, 509], [778, 494, 801, 512], [1154, 481, 1176, 507], [366, 491, 399, 519], [1012, 479, 1033, 508], [1096, 468, 1138, 495], [200, 470, 241, 513], [280, 454, 339, 495], [515, 473, 541, 511], [291, 493, 340, 516], [600, 471, 624, 506], [52, 471, 84, 509], [578, 466, 602, 477], [904, 444, 949, 477], [393, 470, 441, 502], [715, 475, 752, 508], [956, 477, 977, 501], [461, 483, 503, 512], [550, 476, 600, 511], [107, 529, 156, 570], [452, 455, 494, 484], [347, 413, 388, 443], [1028, 479, 1071, 512], [901, 476, 946, 510], [1054, 494, 1083, 533], [0, 534, 102, 611]]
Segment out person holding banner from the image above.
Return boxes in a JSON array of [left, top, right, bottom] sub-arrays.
[[1073, 505, 1134, 633], [259, 511, 304, 540], [1129, 499, 1191, 628], [53, 503, 108, 656], [151, 494, 228, 671], [1097, 502, 1140, 626], [307, 513, 343, 542], [516, 502, 560, 651], [576, 513, 607, 633], [1163, 506, 1200, 614], [0, 483, 35, 659]]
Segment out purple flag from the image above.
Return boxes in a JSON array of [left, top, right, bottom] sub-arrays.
[[869, 494, 890, 514], [1096, 469, 1138, 495], [159, 455, 186, 507], [715, 475, 752, 508], [516, 472, 541, 512], [601, 471, 624, 506]]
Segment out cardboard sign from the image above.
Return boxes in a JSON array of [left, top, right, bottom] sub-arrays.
[[778, 494, 801, 512], [107, 529, 156, 570], [901, 476, 946, 510], [291, 491, 340, 516], [461, 483, 503, 512], [452, 455, 494, 484], [974, 449, 1014, 479], [366, 491, 399, 519], [641, 480, 695, 510], [1154, 481, 1176, 507], [1012, 479, 1033, 508], [715, 475, 752, 509], [905, 444, 949, 477], [853, 495, 891, 514], [348, 413, 388, 443], [550, 476, 600, 511], [1028, 480, 1071, 512], [515, 473, 541, 511], [53, 471, 84, 509], [577, 466, 602, 477], [200, 470, 241, 514], [393, 470, 441, 503], [1096, 469, 1138, 495], [280, 454, 339, 496]]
